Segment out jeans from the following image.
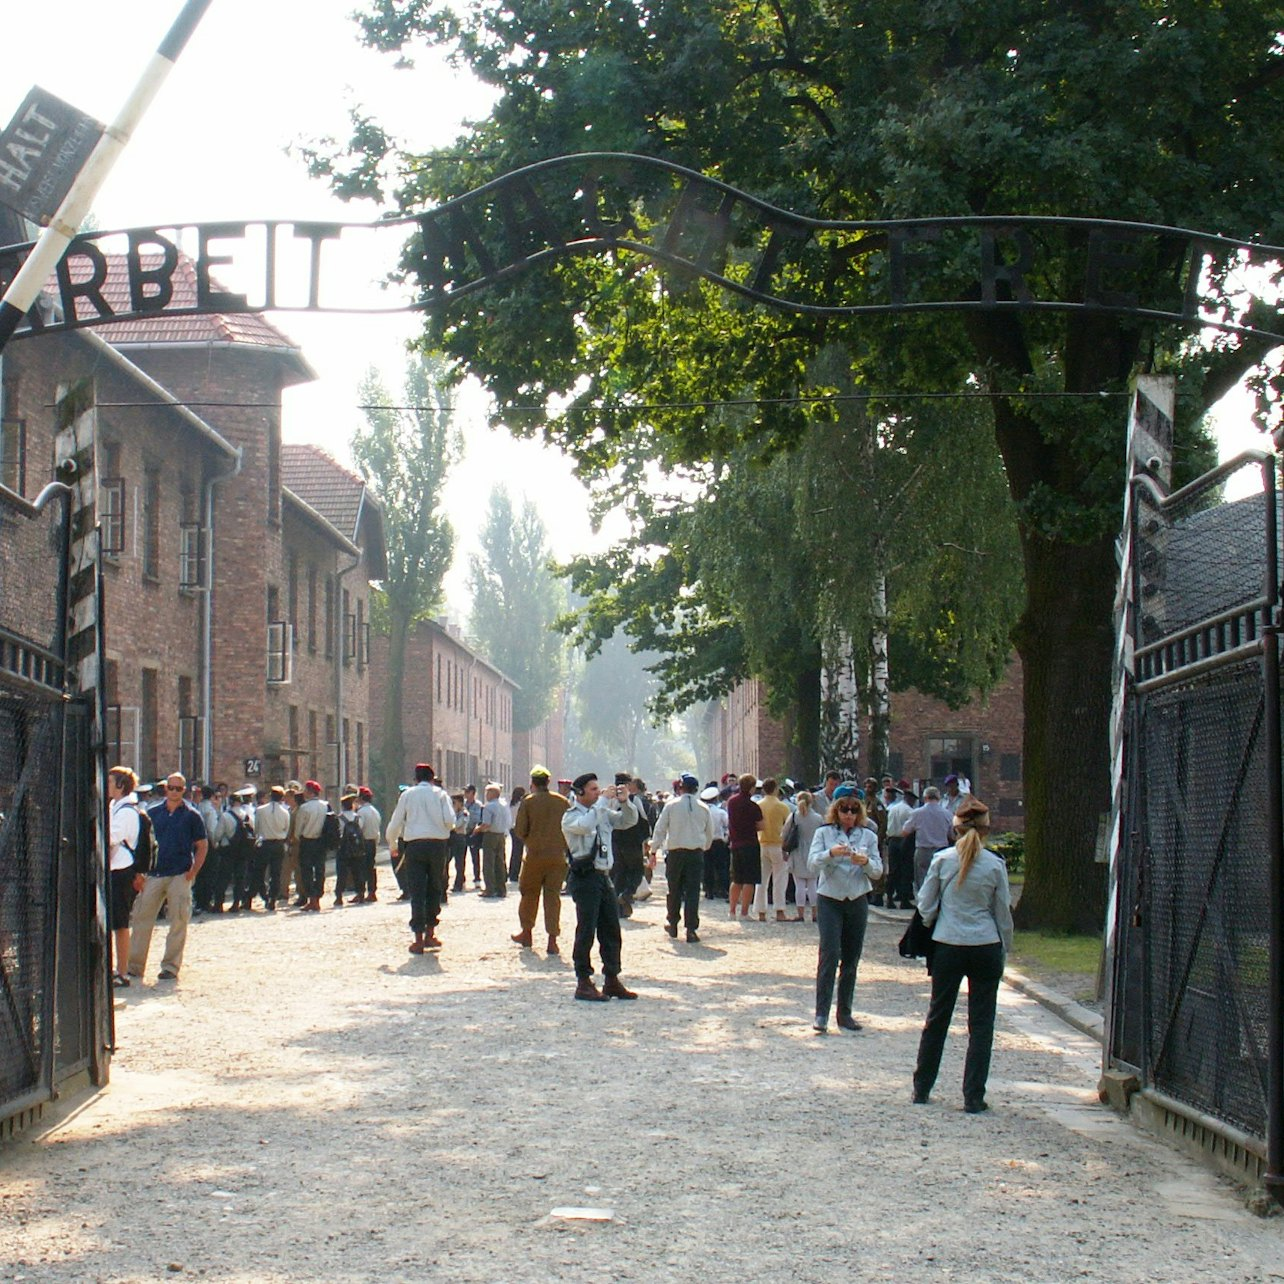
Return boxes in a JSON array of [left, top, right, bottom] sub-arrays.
[[449, 833, 468, 889], [569, 865, 622, 980], [913, 941, 1005, 1107], [814, 893, 869, 1026], [403, 837, 449, 935], [665, 849, 704, 933]]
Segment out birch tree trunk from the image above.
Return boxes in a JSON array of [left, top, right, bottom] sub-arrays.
[[867, 572, 891, 778]]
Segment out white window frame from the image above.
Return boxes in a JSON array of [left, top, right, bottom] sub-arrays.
[[267, 621, 294, 684]]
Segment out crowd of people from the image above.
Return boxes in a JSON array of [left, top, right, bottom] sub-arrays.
[[105, 760, 1013, 1111]]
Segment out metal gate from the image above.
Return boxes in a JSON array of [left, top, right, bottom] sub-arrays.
[[0, 423, 106, 1136], [1107, 440, 1282, 1192]]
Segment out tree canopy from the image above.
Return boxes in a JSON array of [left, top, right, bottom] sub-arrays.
[[323, 1, 1283, 929], [467, 486, 566, 732]]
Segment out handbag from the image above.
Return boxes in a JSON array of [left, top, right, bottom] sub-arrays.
[[898, 910, 936, 973], [782, 816, 799, 854]]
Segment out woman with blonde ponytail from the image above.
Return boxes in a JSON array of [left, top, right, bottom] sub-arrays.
[[911, 798, 1013, 1113]]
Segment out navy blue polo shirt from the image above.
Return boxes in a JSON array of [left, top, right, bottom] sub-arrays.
[[146, 800, 208, 876]]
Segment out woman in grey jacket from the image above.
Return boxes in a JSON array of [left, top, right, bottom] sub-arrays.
[[807, 794, 883, 1033], [911, 797, 1014, 1113]]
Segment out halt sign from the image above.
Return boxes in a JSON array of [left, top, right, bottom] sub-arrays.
[[0, 87, 103, 226]]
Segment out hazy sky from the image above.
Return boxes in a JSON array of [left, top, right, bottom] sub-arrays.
[[4, 0, 1269, 577], [3, 0, 614, 617]]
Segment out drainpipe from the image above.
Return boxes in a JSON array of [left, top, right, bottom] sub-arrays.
[[335, 547, 362, 790], [202, 448, 242, 783]]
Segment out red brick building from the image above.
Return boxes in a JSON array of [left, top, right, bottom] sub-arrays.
[[369, 617, 519, 792], [708, 663, 1026, 829], [0, 245, 385, 799]]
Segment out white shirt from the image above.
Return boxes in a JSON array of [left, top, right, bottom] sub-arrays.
[[109, 794, 141, 871], [296, 797, 328, 840], [254, 800, 292, 842], [709, 802, 730, 843], [356, 802, 382, 841], [885, 798, 913, 837], [385, 780, 455, 844], [651, 792, 715, 852]]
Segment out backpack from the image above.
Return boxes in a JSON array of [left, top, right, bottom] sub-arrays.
[[320, 808, 341, 851], [338, 813, 364, 862], [131, 805, 156, 875]]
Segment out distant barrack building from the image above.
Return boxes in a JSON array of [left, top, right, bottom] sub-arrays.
[[707, 666, 1025, 829]]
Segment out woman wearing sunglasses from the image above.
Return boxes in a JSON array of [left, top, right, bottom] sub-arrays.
[[807, 790, 882, 1034]]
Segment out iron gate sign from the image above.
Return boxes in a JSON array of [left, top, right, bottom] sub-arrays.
[[1, 153, 1282, 344], [0, 87, 103, 226]]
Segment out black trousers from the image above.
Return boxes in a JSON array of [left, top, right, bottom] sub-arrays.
[[569, 865, 622, 980], [246, 840, 284, 907], [815, 893, 869, 1025], [193, 845, 223, 910], [611, 849, 646, 902], [404, 837, 449, 935], [299, 836, 327, 899], [704, 839, 730, 898], [913, 941, 1005, 1106], [665, 849, 703, 932], [449, 833, 468, 889], [364, 839, 378, 895], [508, 833, 524, 882], [887, 834, 915, 906], [219, 845, 250, 908]]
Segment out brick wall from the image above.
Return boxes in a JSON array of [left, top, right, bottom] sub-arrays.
[[368, 618, 516, 794]]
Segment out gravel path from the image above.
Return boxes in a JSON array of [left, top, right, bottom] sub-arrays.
[[1, 864, 1280, 1283]]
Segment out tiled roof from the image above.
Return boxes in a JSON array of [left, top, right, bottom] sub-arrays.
[[51, 252, 312, 369], [281, 443, 367, 542]]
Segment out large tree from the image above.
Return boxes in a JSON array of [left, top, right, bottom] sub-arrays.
[[324, 3, 1280, 929], [467, 486, 566, 733], [352, 354, 461, 805]]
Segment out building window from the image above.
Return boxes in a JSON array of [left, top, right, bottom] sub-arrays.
[[179, 522, 206, 590], [342, 589, 353, 666], [1000, 752, 1022, 781], [267, 620, 293, 684], [342, 717, 351, 783], [0, 415, 25, 493], [356, 722, 364, 784], [324, 576, 335, 659], [927, 735, 973, 785], [141, 468, 161, 579], [288, 552, 299, 650], [309, 710, 318, 774], [436, 655, 442, 704], [289, 705, 300, 777], [140, 667, 158, 781], [267, 416, 281, 525], [887, 751, 904, 780], [106, 704, 140, 775], [100, 478, 126, 557], [178, 670, 202, 782], [307, 565, 318, 653]]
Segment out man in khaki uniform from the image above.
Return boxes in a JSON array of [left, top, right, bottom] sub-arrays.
[[510, 766, 570, 954]]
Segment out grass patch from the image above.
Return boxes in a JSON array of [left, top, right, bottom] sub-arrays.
[[1009, 930, 1101, 980]]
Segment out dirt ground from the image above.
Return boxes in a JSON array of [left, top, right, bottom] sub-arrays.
[[1, 860, 1281, 1283]]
